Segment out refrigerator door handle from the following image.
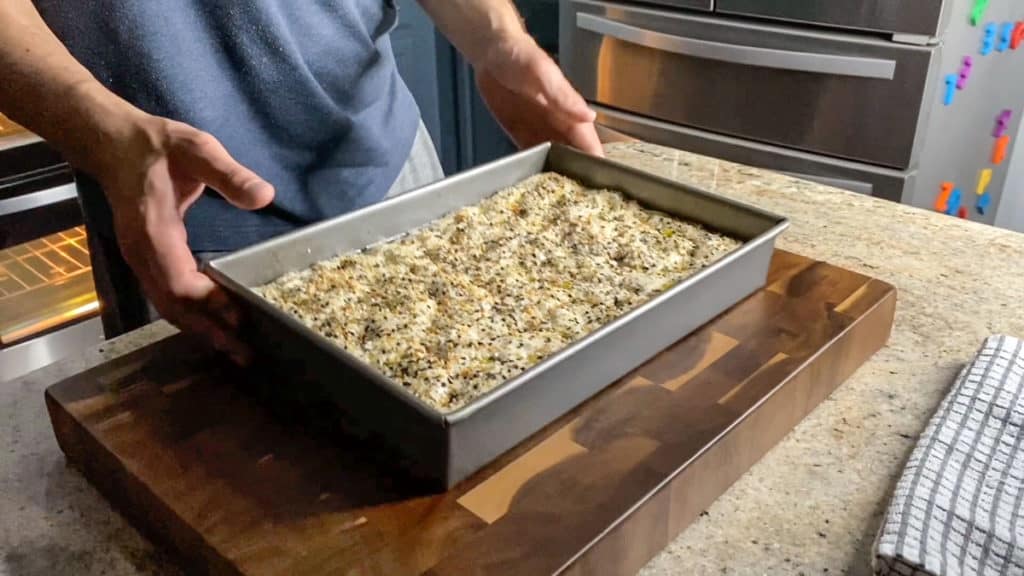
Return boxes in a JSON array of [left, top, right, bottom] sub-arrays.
[[575, 12, 897, 80]]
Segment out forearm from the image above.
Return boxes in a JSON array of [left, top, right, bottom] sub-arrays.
[[416, 0, 527, 67], [0, 0, 141, 174]]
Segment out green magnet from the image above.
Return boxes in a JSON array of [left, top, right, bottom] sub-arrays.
[[972, 0, 991, 26]]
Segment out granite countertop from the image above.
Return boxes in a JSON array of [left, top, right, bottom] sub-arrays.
[[3, 141, 1024, 576]]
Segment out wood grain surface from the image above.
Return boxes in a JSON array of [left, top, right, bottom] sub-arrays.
[[45, 250, 896, 576]]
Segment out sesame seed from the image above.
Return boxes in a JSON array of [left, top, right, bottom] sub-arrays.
[[253, 173, 740, 411]]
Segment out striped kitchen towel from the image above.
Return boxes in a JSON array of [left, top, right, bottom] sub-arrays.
[[874, 334, 1024, 576]]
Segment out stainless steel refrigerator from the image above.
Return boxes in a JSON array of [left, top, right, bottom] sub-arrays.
[[559, 0, 1024, 231]]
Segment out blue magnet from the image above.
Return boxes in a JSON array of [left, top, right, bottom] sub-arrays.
[[977, 192, 992, 214], [998, 22, 1013, 52], [982, 23, 997, 55], [945, 188, 962, 215], [944, 74, 957, 105]]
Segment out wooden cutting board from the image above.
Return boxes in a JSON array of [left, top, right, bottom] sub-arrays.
[[45, 250, 896, 576]]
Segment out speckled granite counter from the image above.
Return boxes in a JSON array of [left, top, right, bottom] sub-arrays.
[[3, 142, 1024, 576]]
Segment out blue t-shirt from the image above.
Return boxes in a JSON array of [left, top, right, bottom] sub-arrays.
[[34, 0, 420, 251]]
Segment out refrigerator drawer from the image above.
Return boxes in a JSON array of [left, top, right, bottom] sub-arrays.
[[595, 104, 915, 202], [561, 0, 940, 169], [715, 0, 948, 37]]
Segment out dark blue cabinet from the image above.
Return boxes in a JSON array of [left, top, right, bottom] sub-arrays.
[[391, 0, 559, 174]]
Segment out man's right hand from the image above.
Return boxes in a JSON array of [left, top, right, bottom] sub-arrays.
[[90, 112, 275, 364], [1, 1, 273, 363]]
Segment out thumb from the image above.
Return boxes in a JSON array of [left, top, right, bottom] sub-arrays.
[[177, 131, 275, 210]]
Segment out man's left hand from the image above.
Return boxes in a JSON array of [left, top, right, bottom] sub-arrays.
[[474, 34, 603, 156]]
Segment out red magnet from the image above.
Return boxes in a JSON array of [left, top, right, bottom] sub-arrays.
[[958, 206, 968, 219], [1013, 22, 1024, 49]]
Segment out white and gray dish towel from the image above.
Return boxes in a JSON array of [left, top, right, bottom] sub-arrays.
[[875, 334, 1024, 576]]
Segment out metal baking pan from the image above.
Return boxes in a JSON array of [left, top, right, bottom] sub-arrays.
[[205, 142, 789, 489]]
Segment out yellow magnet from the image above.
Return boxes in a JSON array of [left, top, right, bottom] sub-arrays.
[[977, 168, 992, 195]]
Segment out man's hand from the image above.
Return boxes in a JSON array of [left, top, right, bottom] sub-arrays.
[[93, 113, 275, 364], [417, 0, 603, 156], [475, 35, 603, 156], [1, 1, 274, 362]]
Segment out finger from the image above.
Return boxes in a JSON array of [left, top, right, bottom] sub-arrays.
[[487, 46, 595, 125], [176, 131, 275, 210], [156, 267, 243, 345], [565, 122, 605, 157], [520, 84, 603, 156], [161, 264, 242, 332], [149, 282, 254, 366], [140, 268, 253, 365], [124, 185, 250, 360], [479, 71, 601, 154], [532, 56, 596, 124], [204, 284, 242, 329], [176, 306, 253, 366]]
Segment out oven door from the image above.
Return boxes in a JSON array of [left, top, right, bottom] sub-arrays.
[[714, 0, 949, 38], [640, 0, 712, 11], [1, 136, 80, 246], [561, 0, 940, 170], [0, 122, 103, 382], [594, 104, 915, 203]]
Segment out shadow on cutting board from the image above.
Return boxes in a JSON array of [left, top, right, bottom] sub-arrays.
[[59, 333, 435, 525]]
